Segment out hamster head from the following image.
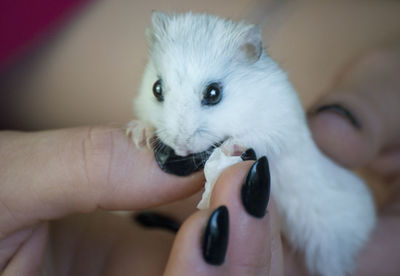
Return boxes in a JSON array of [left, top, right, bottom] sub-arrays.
[[135, 12, 267, 156]]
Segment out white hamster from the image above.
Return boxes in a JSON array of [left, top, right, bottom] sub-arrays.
[[128, 12, 376, 276]]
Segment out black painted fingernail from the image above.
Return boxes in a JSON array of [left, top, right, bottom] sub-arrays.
[[202, 206, 229, 265], [241, 156, 271, 218], [241, 148, 257, 161], [314, 104, 361, 129], [133, 212, 180, 233]]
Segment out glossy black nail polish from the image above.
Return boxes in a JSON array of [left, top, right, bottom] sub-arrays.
[[241, 148, 257, 161], [241, 156, 271, 218], [314, 104, 361, 129], [133, 212, 180, 233], [202, 206, 229, 265]]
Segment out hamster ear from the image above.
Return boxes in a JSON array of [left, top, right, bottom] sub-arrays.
[[237, 25, 263, 64], [146, 11, 170, 45]]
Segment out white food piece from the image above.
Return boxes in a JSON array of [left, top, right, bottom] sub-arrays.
[[197, 148, 242, 209]]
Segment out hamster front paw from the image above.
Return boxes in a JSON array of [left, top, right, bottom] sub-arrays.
[[126, 119, 155, 150]]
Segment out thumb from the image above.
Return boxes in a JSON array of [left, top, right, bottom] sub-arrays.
[[308, 50, 400, 169], [164, 160, 283, 276], [0, 126, 203, 236]]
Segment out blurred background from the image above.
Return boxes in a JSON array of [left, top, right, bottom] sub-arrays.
[[0, 0, 399, 131]]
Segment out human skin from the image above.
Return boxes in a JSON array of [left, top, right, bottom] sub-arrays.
[[306, 48, 400, 276], [1, 1, 400, 275], [0, 49, 399, 275], [0, 127, 285, 276], [1, 62, 400, 274]]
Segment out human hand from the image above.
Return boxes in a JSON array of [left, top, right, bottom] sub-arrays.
[[110, 49, 400, 276], [165, 156, 284, 276], [167, 48, 400, 276], [0, 127, 285, 275], [0, 127, 202, 274], [308, 48, 400, 275]]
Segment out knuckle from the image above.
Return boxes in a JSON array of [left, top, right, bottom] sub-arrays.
[[80, 126, 115, 190], [230, 262, 269, 276]]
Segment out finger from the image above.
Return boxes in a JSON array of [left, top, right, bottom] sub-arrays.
[[354, 213, 400, 275], [164, 209, 223, 276], [0, 127, 203, 235], [1, 223, 48, 276], [210, 158, 283, 276], [308, 49, 400, 168], [165, 159, 283, 276], [369, 144, 400, 177]]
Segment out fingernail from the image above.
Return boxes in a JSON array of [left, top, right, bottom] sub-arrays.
[[241, 148, 257, 161], [133, 212, 180, 233], [202, 206, 229, 265], [313, 104, 361, 129], [241, 156, 271, 218]]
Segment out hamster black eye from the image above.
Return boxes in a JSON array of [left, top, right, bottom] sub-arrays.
[[202, 82, 222, 106], [153, 79, 164, 102]]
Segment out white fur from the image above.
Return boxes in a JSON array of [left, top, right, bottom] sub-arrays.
[[129, 12, 376, 276]]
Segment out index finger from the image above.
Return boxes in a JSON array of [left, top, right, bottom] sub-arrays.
[[0, 126, 203, 236]]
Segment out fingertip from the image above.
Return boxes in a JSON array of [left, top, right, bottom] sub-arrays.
[[309, 107, 379, 168], [309, 48, 400, 169], [164, 209, 226, 276], [209, 160, 280, 275], [84, 126, 205, 210], [210, 161, 254, 202]]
